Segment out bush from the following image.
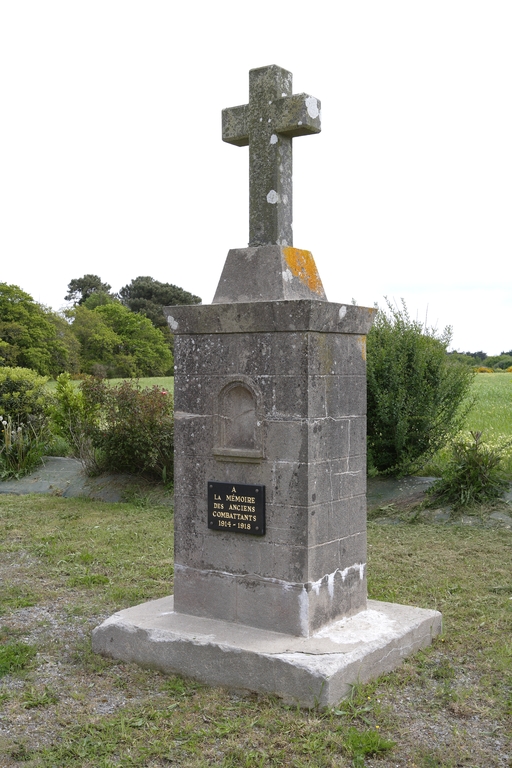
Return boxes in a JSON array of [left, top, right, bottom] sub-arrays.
[[52, 376, 174, 481], [366, 300, 473, 476], [0, 367, 51, 425], [428, 431, 509, 508], [476, 366, 494, 374], [0, 367, 53, 478], [50, 373, 102, 472]]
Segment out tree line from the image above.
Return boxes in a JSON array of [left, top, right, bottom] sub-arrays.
[[447, 349, 512, 370], [0, 275, 201, 378]]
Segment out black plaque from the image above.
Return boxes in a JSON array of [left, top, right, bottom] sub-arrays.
[[208, 481, 265, 536]]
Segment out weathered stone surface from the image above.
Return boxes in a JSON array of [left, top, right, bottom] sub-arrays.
[[169, 300, 376, 636], [213, 246, 327, 303], [223, 65, 321, 247], [165, 301, 375, 336], [92, 596, 442, 708]]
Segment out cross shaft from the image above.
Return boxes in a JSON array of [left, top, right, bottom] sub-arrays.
[[222, 65, 321, 247]]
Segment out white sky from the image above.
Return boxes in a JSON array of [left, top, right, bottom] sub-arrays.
[[1, 1, 511, 355]]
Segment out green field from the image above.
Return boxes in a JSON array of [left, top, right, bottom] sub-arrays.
[[108, 376, 174, 393], [423, 372, 512, 478], [46, 376, 174, 393], [465, 372, 512, 436]]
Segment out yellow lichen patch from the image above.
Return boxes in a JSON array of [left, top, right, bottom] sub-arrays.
[[358, 335, 367, 361], [282, 247, 324, 295]]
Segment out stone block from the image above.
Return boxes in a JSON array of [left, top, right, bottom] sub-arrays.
[[265, 420, 307, 463], [173, 524, 205, 569], [328, 495, 366, 541], [174, 413, 212, 457], [339, 531, 367, 572], [308, 418, 350, 461], [200, 530, 275, 577], [271, 460, 308, 507], [212, 247, 327, 304], [349, 417, 367, 458], [174, 453, 207, 498], [305, 502, 331, 546], [271, 543, 308, 582], [271, 374, 309, 418], [235, 575, 307, 635], [325, 375, 367, 418], [264, 504, 308, 546], [307, 375, 327, 418], [165, 301, 375, 337], [336, 468, 366, 501], [308, 539, 342, 582], [173, 565, 237, 623], [208, 457, 274, 492], [308, 460, 337, 505], [93, 596, 442, 708]]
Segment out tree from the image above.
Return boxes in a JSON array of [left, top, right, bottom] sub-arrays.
[[95, 303, 173, 376], [0, 283, 73, 376], [447, 351, 479, 367], [69, 305, 121, 375], [45, 312, 81, 374], [482, 354, 512, 370], [65, 275, 113, 306], [118, 276, 201, 330], [69, 302, 173, 377], [367, 299, 473, 475]]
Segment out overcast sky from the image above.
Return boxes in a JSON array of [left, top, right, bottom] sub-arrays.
[[1, 2, 511, 355]]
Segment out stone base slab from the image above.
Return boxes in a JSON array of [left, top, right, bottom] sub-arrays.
[[92, 597, 441, 708]]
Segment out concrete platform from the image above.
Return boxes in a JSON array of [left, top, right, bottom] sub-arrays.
[[92, 596, 442, 708]]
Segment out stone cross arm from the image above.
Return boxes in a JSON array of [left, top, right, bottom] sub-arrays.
[[221, 65, 321, 247], [222, 93, 321, 146]]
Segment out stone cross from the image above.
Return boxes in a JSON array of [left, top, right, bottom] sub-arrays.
[[222, 65, 321, 248]]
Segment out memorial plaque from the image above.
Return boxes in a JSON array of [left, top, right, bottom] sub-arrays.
[[208, 482, 265, 536]]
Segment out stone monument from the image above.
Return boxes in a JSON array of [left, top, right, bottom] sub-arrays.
[[93, 65, 441, 707]]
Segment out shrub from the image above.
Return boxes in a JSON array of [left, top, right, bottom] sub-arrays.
[[476, 366, 494, 373], [428, 431, 509, 508], [366, 300, 473, 476], [52, 376, 174, 481], [50, 373, 103, 473], [0, 367, 51, 426], [0, 367, 53, 478], [91, 380, 174, 480]]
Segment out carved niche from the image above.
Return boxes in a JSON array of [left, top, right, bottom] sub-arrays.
[[213, 376, 264, 462]]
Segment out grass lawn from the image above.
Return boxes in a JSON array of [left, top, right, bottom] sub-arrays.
[[46, 376, 174, 394], [466, 372, 512, 436], [107, 376, 174, 393], [0, 494, 510, 767], [423, 372, 512, 479]]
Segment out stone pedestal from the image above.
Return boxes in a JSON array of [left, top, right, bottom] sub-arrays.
[[92, 597, 442, 709], [169, 299, 373, 637], [92, 290, 442, 706]]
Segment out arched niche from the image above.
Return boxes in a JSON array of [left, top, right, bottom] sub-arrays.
[[213, 377, 264, 462]]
